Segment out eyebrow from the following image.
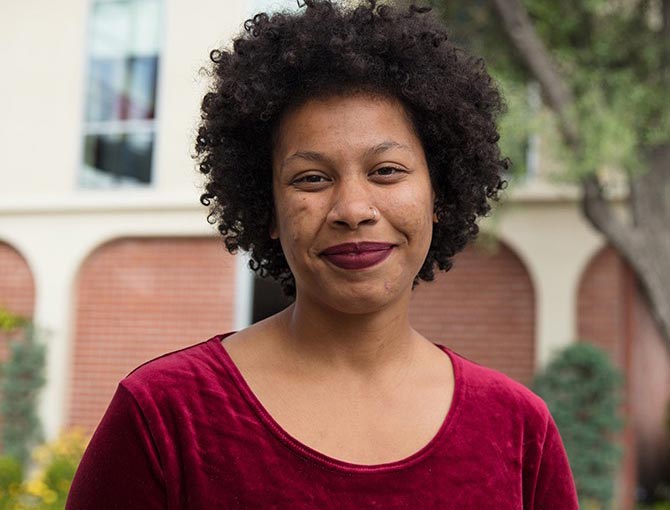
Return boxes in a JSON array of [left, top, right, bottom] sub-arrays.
[[280, 141, 410, 172]]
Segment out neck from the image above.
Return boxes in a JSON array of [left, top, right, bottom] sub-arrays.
[[275, 289, 419, 377]]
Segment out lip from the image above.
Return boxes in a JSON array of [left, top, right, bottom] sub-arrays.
[[320, 242, 395, 270], [320, 242, 396, 255]]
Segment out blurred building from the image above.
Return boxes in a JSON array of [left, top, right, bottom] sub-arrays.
[[0, 1, 668, 509]]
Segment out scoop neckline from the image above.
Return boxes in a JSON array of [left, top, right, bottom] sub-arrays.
[[208, 332, 465, 474]]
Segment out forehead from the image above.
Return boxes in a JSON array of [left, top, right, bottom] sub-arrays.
[[272, 93, 421, 160]]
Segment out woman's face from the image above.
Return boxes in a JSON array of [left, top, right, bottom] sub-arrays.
[[271, 93, 435, 313]]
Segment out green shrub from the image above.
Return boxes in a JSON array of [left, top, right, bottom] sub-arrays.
[[533, 342, 624, 510], [32, 430, 87, 510], [636, 501, 670, 509], [0, 430, 89, 510], [0, 323, 46, 468], [0, 455, 22, 508], [0, 309, 27, 333]]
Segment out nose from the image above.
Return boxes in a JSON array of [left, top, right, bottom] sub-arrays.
[[326, 179, 378, 230]]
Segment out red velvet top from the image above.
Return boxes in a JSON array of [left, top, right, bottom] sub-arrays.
[[67, 333, 579, 509]]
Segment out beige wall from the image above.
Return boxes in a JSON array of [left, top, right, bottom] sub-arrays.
[[0, 0, 251, 197], [0, 0, 88, 195]]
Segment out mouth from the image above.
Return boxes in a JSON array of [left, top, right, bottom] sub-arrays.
[[320, 242, 396, 255], [320, 242, 396, 270]]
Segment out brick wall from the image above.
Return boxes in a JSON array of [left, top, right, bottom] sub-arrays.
[[577, 245, 633, 509], [0, 241, 35, 355], [69, 237, 237, 432], [577, 245, 670, 510], [628, 276, 670, 500], [577, 246, 628, 367], [0, 241, 35, 318], [631, 280, 670, 501], [409, 240, 536, 385]]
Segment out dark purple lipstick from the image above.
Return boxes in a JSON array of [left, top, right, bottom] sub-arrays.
[[320, 242, 395, 270]]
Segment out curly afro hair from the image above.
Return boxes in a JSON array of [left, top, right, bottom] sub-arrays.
[[195, 0, 508, 296]]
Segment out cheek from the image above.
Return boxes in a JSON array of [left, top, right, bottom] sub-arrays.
[[404, 206, 434, 247], [276, 197, 317, 255], [388, 186, 434, 242]]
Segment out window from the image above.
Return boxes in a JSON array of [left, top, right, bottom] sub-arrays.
[[80, 0, 162, 187]]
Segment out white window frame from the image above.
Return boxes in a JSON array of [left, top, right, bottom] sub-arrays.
[[78, 0, 164, 189]]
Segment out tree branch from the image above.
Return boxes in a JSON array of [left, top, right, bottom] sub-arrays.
[[489, 0, 580, 147], [487, 0, 643, 261], [581, 175, 639, 260], [662, 0, 669, 82], [490, 0, 670, 348]]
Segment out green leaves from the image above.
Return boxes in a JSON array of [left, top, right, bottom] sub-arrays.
[[495, 75, 540, 180], [432, 0, 670, 185], [533, 342, 624, 509], [0, 309, 28, 333], [0, 323, 47, 470]]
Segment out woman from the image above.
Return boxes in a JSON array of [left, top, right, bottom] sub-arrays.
[[67, 1, 579, 509]]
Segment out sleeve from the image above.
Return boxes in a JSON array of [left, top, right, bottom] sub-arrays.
[[66, 384, 167, 510], [524, 411, 579, 510]]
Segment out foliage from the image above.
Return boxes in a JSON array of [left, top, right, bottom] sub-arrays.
[[0, 322, 46, 469], [0, 430, 88, 510], [532, 342, 624, 510], [0, 455, 22, 509], [19, 429, 88, 510], [428, 1, 538, 180], [524, 0, 668, 150], [495, 76, 538, 179], [430, 0, 669, 185], [0, 309, 27, 333], [637, 492, 670, 509], [428, 0, 529, 82]]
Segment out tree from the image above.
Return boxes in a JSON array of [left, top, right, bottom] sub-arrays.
[[533, 342, 623, 509], [0, 308, 46, 469], [430, 0, 670, 348]]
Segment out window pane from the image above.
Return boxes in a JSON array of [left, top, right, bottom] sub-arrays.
[[87, 55, 158, 121], [82, 131, 153, 185], [90, 0, 161, 57]]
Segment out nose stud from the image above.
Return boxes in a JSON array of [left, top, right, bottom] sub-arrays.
[[370, 206, 378, 221]]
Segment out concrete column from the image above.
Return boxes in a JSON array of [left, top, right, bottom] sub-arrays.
[[492, 200, 604, 369], [1, 220, 95, 440]]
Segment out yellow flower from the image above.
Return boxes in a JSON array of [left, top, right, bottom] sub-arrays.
[[43, 488, 57, 504], [32, 445, 50, 465]]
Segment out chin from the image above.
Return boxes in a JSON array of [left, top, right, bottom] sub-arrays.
[[312, 279, 408, 315], [332, 297, 386, 315]]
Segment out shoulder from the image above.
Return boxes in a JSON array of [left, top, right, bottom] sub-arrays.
[[118, 333, 232, 405], [448, 348, 551, 434], [439, 348, 579, 507]]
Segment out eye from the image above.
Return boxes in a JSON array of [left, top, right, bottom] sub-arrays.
[[370, 166, 407, 178], [291, 174, 331, 186], [294, 175, 324, 183]]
